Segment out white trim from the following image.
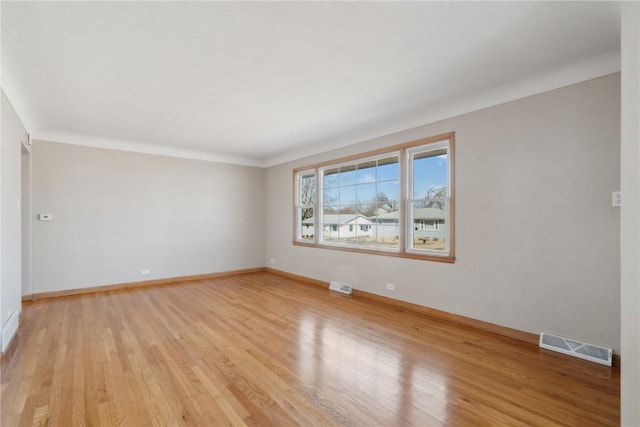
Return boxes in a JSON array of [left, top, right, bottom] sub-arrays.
[[8, 49, 619, 169], [34, 130, 263, 167]]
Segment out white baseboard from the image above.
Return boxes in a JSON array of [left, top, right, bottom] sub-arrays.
[[2, 310, 20, 352]]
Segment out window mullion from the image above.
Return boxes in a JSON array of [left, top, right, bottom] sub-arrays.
[[315, 167, 322, 244], [399, 148, 408, 253]]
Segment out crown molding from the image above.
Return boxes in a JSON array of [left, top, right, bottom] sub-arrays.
[[14, 48, 620, 170], [33, 130, 263, 167]]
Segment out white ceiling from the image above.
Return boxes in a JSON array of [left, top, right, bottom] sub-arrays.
[[1, 1, 621, 167]]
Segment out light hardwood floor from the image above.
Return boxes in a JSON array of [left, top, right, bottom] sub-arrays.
[[1, 272, 619, 426]]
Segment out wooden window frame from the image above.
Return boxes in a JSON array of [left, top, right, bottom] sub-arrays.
[[293, 132, 455, 263], [294, 169, 316, 242]]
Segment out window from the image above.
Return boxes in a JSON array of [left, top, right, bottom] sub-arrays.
[[407, 141, 450, 255], [295, 170, 315, 241], [321, 154, 399, 248], [294, 132, 454, 263]]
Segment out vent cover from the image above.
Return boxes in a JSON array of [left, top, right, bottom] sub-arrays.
[[329, 281, 353, 295], [539, 332, 612, 366]]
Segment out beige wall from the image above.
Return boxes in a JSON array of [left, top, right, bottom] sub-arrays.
[[30, 141, 265, 293], [1, 90, 26, 351], [265, 74, 621, 352], [620, 3, 640, 424]]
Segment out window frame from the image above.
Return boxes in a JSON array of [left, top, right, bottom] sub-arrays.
[[295, 169, 316, 242], [317, 151, 401, 251], [293, 132, 455, 263], [406, 140, 452, 256]]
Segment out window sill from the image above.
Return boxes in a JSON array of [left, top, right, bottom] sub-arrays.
[[292, 241, 455, 263]]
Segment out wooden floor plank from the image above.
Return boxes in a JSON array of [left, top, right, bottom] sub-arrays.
[[1, 271, 619, 426]]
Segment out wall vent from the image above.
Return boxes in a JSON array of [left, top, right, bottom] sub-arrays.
[[329, 281, 353, 295], [539, 332, 612, 366]]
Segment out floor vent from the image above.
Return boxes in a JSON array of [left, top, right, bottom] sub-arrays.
[[329, 281, 353, 295], [539, 332, 612, 366]]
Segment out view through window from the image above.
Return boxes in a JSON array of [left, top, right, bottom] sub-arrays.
[[294, 133, 454, 262]]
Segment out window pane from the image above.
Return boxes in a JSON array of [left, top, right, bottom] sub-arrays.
[[323, 187, 339, 206], [377, 157, 399, 182], [323, 206, 339, 216], [323, 167, 340, 188], [356, 160, 377, 184], [338, 214, 352, 243], [343, 214, 375, 247], [356, 199, 371, 215], [376, 180, 399, 212], [323, 212, 358, 244], [371, 221, 400, 249], [296, 171, 316, 243], [413, 150, 448, 199], [339, 165, 357, 186], [367, 207, 400, 250], [338, 185, 357, 206], [299, 173, 315, 206], [355, 183, 376, 214], [411, 201, 447, 252], [321, 211, 339, 243], [298, 208, 314, 241]]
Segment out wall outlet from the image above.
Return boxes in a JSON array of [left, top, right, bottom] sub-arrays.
[[141, 269, 151, 275], [386, 283, 395, 290], [612, 191, 622, 207], [269, 259, 275, 264]]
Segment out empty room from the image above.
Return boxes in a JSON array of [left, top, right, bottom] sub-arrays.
[[1, 1, 639, 426]]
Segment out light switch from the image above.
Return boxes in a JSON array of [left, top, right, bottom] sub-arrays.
[[612, 191, 622, 207], [39, 214, 52, 221]]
